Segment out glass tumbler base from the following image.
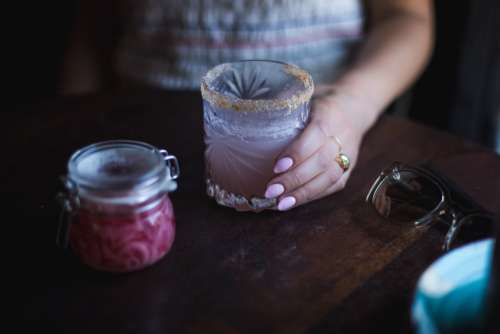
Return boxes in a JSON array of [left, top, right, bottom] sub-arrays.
[[206, 178, 276, 212]]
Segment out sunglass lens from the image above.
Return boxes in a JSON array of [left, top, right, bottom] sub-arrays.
[[372, 171, 442, 223]]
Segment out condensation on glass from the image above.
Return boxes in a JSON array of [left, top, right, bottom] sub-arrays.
[[201, 60, 314, 212]]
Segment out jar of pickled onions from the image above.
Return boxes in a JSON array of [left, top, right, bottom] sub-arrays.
[[57, 140, 180, 273]]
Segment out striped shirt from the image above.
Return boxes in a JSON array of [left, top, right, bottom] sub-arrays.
[[115, 0, 365, 89]]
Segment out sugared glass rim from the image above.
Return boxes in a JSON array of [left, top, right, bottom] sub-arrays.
[[201, 60, 314, 113], [68, 140, 167, 192]]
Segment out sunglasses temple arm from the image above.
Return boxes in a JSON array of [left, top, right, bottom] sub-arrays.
[[422, 165, 493, 215], [441, 209, 460, 251], [442, 210, 495, 251], [414, 215, 435, 227]]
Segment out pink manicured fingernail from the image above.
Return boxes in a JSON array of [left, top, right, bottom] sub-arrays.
[[265, 184, 285, 199], [274, 157, 293, 173], [278, 196, 296, 211]]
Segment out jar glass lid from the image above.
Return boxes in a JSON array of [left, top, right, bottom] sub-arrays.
[[201, 60, 314, 113], [68, 140, 166, 191]]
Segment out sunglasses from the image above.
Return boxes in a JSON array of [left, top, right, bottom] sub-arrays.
[[366, 162, 494, 251]]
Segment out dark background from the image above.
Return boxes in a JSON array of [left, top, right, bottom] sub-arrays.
[[8, 0, 500, 332], [7, 0, 500, 149], [8, 1, 76, 108]]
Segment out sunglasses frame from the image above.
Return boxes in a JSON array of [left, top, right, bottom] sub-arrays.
[[366, 162, 493, 250]]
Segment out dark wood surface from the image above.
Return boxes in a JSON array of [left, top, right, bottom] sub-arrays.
[[12, 89, 500, 333]]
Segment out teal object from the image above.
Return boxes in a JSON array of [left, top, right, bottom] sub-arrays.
[[412, 238, 494, 334]]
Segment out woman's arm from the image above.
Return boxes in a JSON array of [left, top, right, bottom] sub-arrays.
[[265, 0, 434, 210], [330, 0, 434, 129]]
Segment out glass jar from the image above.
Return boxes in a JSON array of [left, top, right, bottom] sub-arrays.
[[201, 60, 313, 212], [57, 140, 180, 273]]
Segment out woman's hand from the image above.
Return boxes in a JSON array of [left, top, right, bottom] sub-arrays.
[[264, 85, 377, 211], [262, 0, 433, 211]]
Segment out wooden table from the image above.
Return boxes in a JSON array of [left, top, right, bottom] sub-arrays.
[[13, 89, 500, 333]]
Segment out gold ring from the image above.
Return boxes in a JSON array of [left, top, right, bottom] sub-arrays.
[[329, 135, 349, 172], [335, 153, 350, 172]]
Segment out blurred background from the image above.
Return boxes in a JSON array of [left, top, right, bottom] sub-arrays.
[[6, 0, 500, 152]]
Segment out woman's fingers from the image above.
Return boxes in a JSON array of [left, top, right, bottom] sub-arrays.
[[273, 121, 330, 174], [275, 168, 344, 211], [316, 171, 351, 200], [266, 144, 343, 199], [265, 90, 364, 210]]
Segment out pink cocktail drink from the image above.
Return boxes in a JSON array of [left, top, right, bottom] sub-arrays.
[[201, 61, 313, 212], [205, 123, 300, 199]]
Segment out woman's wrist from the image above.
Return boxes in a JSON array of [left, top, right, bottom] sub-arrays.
[[312, 81, 381, 139]]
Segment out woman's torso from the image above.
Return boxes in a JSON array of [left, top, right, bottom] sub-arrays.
[[115, 0, 365, 89]]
